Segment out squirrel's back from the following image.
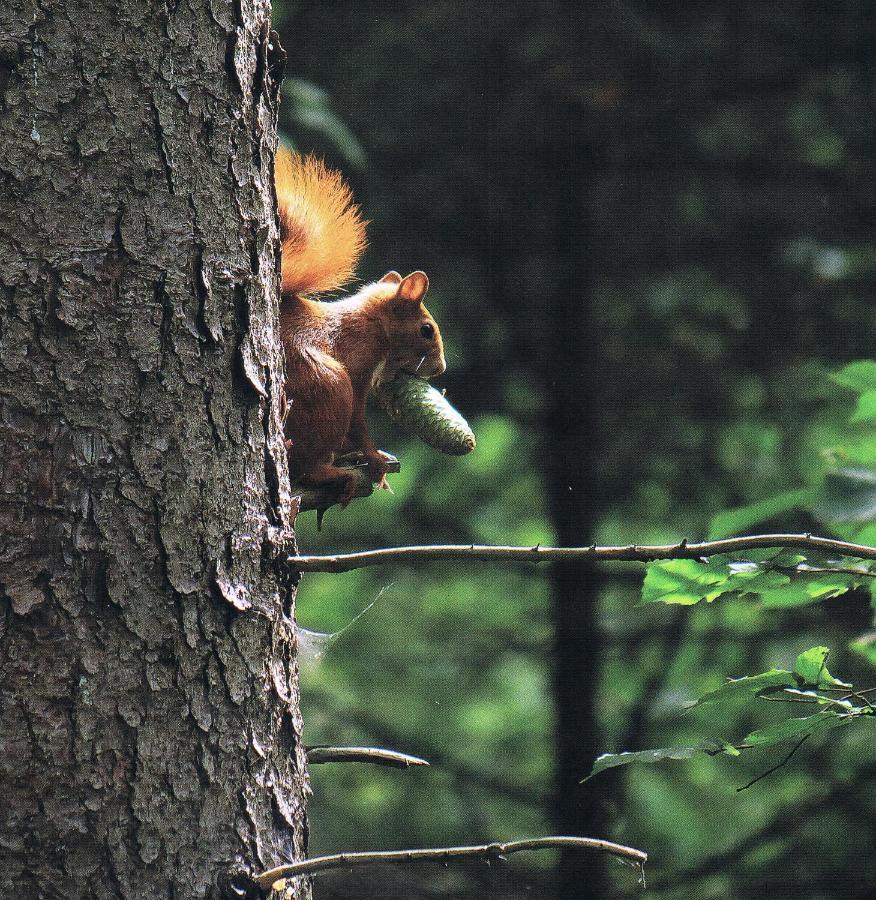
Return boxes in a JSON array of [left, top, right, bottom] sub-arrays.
[[276, 149, 367, 299]]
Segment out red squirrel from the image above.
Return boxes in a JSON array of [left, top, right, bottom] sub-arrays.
[[276, 149, 446, 504]]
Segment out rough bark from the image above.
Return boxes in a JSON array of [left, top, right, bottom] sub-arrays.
[[0, 2, 309, 898]]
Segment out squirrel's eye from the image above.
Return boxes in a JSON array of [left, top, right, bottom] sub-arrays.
[[420, 322, 434, 340]]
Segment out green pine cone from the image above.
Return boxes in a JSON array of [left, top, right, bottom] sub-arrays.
[[375, 373, 476, 456]]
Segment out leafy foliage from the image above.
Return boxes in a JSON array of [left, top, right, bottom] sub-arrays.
[[644, 363, 876, 610], [641, 552, 873, 609], [832, 360, 876, 424], [588, 648, 872, 780]]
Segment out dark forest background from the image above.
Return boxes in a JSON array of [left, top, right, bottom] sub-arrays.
[[273, 2, 875, 897]]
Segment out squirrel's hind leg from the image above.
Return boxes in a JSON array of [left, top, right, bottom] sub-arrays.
[[284, 350, 357, 505], [296, 463, 359, 507]]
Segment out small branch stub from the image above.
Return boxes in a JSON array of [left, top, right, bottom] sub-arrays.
[[289, 533, 876, 573], [254, 836, 647, 890], [306, 746, 430, 768]]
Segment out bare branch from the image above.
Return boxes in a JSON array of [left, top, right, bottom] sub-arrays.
[[306, 746, 429, 768], [290, 534, 876, 573], [254, 836, 647, 890], [303, 698, 543, 805], [773, 564, 876, 579]]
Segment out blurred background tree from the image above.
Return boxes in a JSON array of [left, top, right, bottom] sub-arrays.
[[273, 1, 875, 897]]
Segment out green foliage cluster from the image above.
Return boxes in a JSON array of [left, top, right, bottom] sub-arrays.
[[591, 361, 875, 811], [590, 646, 872, 780]]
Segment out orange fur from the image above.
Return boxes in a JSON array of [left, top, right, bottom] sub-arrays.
[[276, 150, 367, 297], [276, 150, 446, 503]]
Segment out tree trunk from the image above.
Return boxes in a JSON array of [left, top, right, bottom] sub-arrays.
[[546, 170, 607, 900], [0, 2, 308, 898], [543, 6, 611, 897]]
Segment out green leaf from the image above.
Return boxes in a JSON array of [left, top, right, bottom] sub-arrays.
[[640, 558, 727, 605], [708, 488, 816, 539], [742, 711, 847, 747], [694, 670, 797, 707], [794, 647, 851, 688], [815, 467, 876, 522], [759, 569, 862, 608], [720, 560, 794, 595], [641, 557, 795, 606], [831, 432, 876, 467], [644, 551, 870, 609], [831, 360, 876, 394], [584, 742, 729, 780], [850, 390, 876, 423]]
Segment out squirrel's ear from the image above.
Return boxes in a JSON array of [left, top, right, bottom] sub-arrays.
[[396, 271, 429, 302], [380, 271, 403, 284]]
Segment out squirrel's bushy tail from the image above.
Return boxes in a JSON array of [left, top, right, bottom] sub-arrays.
[[276, 149, 367, 298]]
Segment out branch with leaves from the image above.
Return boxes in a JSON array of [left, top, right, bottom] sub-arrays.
[[289, 533, 876, 572], [585, 647, 874, 783], [253, 836, 647, 891]]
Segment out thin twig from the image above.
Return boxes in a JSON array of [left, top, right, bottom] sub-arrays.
[[759, 694, 823, 704], [760, 690, 860, 713], [253, 836, 647, 889], [306, 746, 429, 768], [839, 689, 876, 713], [778, 565, 876, 579], [736, 735, 811, 792], [289, 534, 876, 573], [821, 685, 876, 694]]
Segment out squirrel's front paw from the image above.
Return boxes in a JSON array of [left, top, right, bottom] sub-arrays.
[[364, 450, 392, 486]]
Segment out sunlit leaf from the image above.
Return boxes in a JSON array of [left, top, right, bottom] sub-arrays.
[[742, 711, 848, 747], [831, 432, 876, 467], [643, 549, 871, 609], [850, 391, 876, 424], [794, 647, 851, 688], [831, 360, 876, 394], [694, 670, 796, 707], [584, 741, 730, 780], [640, 559, 728, 605], [720, 561, 794, 594], [759, 570, 861, 608], [641, 557, 791, 606], [695, 649, 851, 709]]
